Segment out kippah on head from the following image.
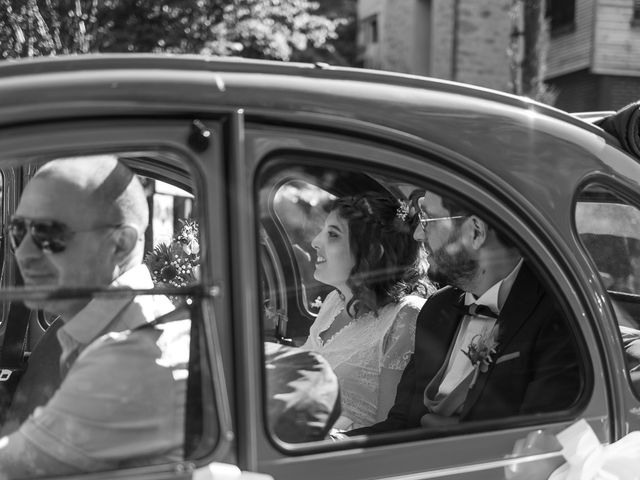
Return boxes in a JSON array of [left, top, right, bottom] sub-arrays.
[[35, 155, 148, 231]]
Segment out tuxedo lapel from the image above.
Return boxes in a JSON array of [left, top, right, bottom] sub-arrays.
[[422, 292, 466, 401], [493, 263, 542, 351], [459, 263, 543, 418]]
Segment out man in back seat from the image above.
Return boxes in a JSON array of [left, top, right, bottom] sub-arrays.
[[0, 156, 189, 477], [347, 190, 581, 435]]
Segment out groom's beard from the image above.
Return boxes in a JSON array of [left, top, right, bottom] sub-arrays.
[[426, 230, 477, 289]]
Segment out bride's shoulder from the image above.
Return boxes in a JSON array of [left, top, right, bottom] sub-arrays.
[[398, 294, 427, 312], [383, 296, 424, 329]]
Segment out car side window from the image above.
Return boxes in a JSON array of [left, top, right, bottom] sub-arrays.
[[257, 155, 588, 450], [576, 183, 640, 396], [0, 153, 217, 475]]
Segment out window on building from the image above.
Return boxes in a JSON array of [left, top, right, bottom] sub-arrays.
[[362, 15, 379, 44], [633, 0, 640, 24], [546, 0, 575, 34]]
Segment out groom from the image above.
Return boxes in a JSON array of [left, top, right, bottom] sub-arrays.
[[349, 190, 581, 434]]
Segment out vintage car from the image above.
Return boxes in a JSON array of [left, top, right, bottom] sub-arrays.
[[0, 54, 639, 479]]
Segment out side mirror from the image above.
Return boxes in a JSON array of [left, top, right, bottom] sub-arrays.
[[264, 342, 340, 443]]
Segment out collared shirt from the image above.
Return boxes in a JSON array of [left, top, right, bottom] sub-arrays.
[[0, 264, 190, 477], [436, 259, 523, 400]]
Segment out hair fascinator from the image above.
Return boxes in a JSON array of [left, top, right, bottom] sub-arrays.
[[396, 200, 410, 221]]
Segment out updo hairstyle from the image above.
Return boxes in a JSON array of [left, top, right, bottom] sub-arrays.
[[329, 192, 432, 317]]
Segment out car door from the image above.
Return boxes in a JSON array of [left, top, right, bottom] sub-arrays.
[[234, 120, 614, 480], [0, 117, 238, 478]]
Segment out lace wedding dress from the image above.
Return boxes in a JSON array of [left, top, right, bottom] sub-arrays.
[[301, 290, 425, 429]]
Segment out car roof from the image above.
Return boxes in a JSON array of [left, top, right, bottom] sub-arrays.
[[0, 53, 604, 131], [0, 53, 638, 231]]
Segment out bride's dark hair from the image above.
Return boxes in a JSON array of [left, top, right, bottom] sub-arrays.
[[329, 192, 433, 317]]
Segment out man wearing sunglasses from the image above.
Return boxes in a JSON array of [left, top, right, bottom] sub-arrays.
[[0, 156, 189, 476], [347, 190, 581, 435]]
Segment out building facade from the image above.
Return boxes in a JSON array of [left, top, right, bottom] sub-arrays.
[[546, 0, 640, 111], [358, 0, 640, 110]]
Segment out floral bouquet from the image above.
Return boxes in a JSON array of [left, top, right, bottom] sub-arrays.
[[144, 219, 200, 304]]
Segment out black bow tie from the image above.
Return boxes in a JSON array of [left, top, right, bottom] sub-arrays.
[[465, 303, 498, 319]]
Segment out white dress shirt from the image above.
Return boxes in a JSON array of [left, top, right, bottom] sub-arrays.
[[436, 259, 523, 399]]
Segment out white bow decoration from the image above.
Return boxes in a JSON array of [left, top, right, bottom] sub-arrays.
[[549, 419, 640, 480]]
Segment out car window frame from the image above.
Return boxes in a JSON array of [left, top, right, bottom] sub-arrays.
[[0, 117, 233, 475], [241, 122, 605, 480], [573, 177, 640, 404]]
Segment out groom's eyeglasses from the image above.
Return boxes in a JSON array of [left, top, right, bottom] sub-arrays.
[[417, 210, 467, 232], [7, 216, 119, 254]]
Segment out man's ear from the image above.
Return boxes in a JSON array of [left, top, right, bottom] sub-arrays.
[[468, 216, 488, 249], [112, 225, 139, 261]]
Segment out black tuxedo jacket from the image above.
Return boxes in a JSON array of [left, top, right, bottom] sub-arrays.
[[350, 263, 581, 435]]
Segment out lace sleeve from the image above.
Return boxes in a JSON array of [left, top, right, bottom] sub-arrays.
[[380, 296, 424, 370]]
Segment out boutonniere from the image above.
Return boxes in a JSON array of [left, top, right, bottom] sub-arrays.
[[462, 331, 499, 389]]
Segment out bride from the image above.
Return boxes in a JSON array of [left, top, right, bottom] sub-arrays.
[[301, 192, 432, 430]]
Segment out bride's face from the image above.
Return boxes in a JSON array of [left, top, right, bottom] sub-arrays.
[[311, 210, 355, 292]]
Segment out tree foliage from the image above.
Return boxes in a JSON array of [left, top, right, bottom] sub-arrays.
[[290, 0, 356, 66], [0, 0, 346, 61]]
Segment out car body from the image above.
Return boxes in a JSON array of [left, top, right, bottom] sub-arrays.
[[0, 54, 639, 480]]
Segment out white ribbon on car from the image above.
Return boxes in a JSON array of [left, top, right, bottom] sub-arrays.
[[549, 419, 640, 480]]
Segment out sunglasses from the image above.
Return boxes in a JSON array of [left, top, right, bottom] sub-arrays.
[[7, 216, 119, 254]]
